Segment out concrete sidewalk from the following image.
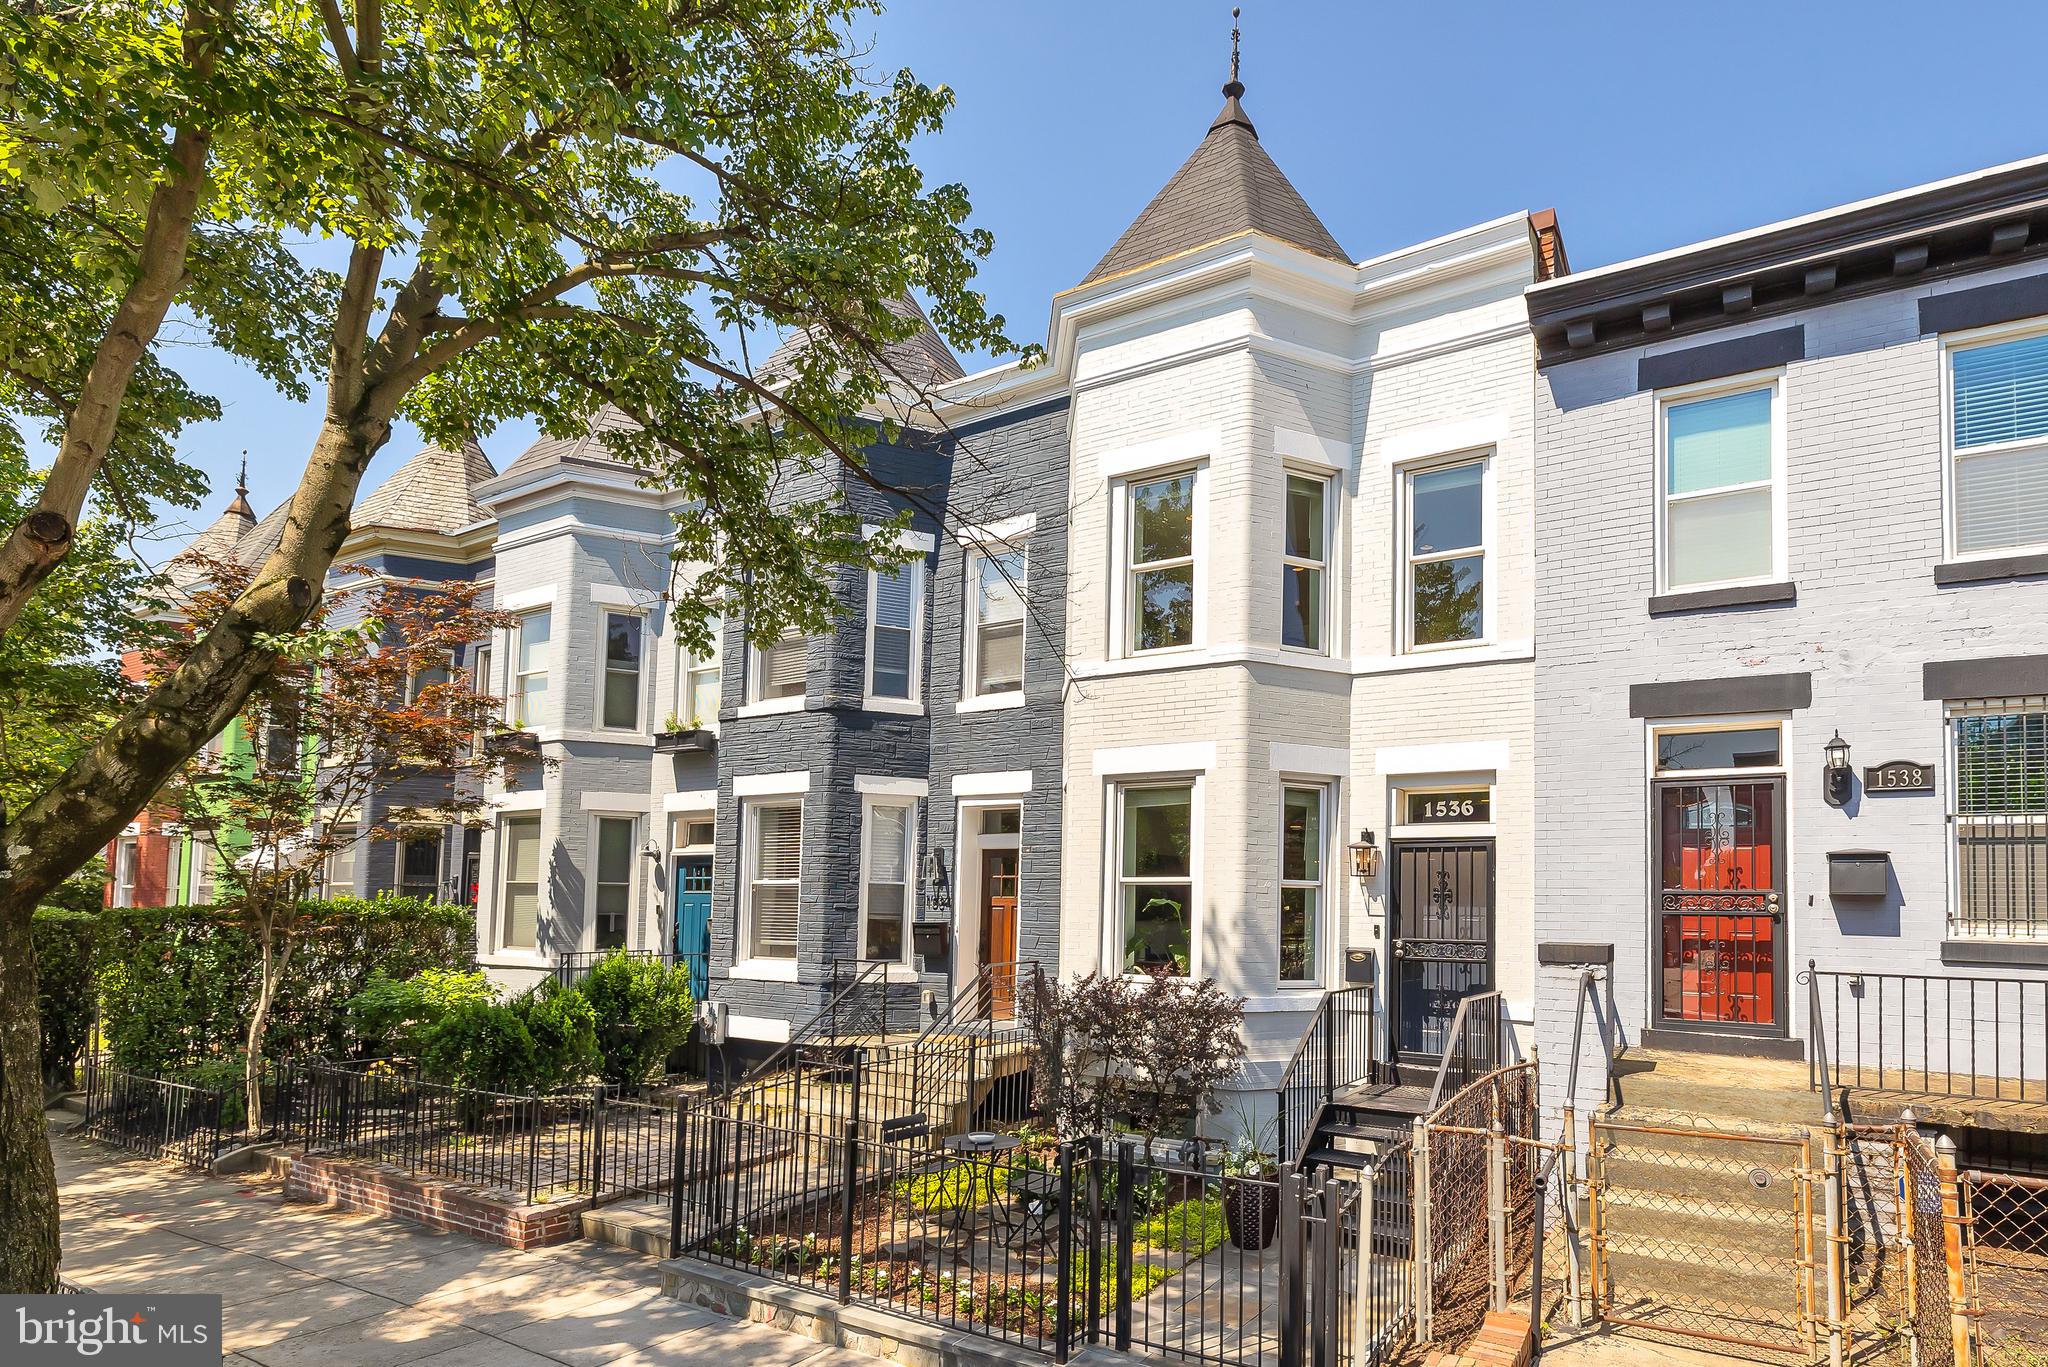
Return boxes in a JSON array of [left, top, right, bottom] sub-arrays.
[[50, 1117, 876, 1367]]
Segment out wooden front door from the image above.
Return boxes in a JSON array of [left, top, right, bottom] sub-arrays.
[[981, 850, 1019, 1020], [1653, 778, 1785, 1033]]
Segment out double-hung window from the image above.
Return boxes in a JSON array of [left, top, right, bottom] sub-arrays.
[[405, 653, 451, 708], [322, 824, 358, 898], [1116, 783, 1194, 975], [1949, 699, 2048, 938], [744, 800, 802, 960], [498, 814, 542, 950], [513, 610, 551, 728], [861, 799, 915, 962], [750, 628, 807, 704], [680, 617, 722, 729], [592, 816, 635, 949], [1279, 785, 1325, 984], [1659, 383, 1780, 591], [601, 613, 644, 730], [1405, 458, 1487, 647], [1128, 472, 1197, 653], [113, 836, 138, 908], [967, 547, 1027, 697], [1948, 329, 2048, 557], [866, 561, 922, 704], [1282, 475, 1329, 652]]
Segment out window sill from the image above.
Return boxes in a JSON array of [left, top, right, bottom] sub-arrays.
[[861, 696, 927, 717], [956, 692, 1027, 714], [1940, 937, 2048, 968], [1648, 581, 1797, 616], [478, 951, 551, 970], [729, 958, 801, 982], [737, 697, 806, 719], [1934, 551, 2048, 586]]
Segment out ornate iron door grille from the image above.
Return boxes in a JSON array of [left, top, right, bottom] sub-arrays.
[[1391, 840, 1495, 1067], [1653, 778, 1786, 1033]]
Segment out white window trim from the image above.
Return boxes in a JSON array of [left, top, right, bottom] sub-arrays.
[[1281, 468, 1335, 657], [858, 794, 918, 967], [1645, 715, 1791, 781], [511, 608, 552, 730], [738, 796, 803, 969], [1388, 776, 1500, 841], [586, 813, 640, 953], [1102, 774, 1204, 981], [1278, 780, 1331, 988], [1110, 461, 1208, 659], [597, 609, 649, 734], [1653, 372, 1788, 595], [863, 557, 926, 712], [1940, 317, 2048, 563], [746, 627, 808, 709], [1399, 450, 1497, 654], [964, 542, 1029, 702], [1942, 697, 2048, 939], [494, 811, 546, 957], [113, 836, 139, 908], [675, 619, 723, 733]]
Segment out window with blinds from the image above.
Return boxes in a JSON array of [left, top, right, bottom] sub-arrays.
[[1950, 700, 2048, 937], [499, 815, 542, 950], [601, 613, 643, 730], [1951, 331, 2048, 555], [969, 547, 1026, 696], [323, 825, 358, 898], [514, 610, 550, 728], [862, 801, 914, 961], [1661, 385, 1778, 590], [746, 801, 802, 959], [868, 562, 919, 701], [752, 628, 806, 703], [593, 816, 634, 949]]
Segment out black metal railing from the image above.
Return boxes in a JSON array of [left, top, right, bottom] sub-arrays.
[[552, 948, 708, 995], [1807, 962, 2048, 1104], [78, 1056, 238, 1172], [1425, 990, 1514, 1109], [1274, 983, 1377, 1163]]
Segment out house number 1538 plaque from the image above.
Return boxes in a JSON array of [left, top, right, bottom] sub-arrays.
[[1863, 761, 1935, 792]]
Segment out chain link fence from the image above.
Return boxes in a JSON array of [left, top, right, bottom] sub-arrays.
[[1965, 1169, 2048, 1365]]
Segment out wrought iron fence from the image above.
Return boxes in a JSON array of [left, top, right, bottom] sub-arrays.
[[77, 1056, 237, 1172], [551, 948, 708, 995], [1807, 963, 2048, 1104], [1273, 983, 1377, 1164]]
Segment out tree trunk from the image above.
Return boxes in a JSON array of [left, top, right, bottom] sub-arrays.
[[0, 887, 60, 1292], [242, 910, 296, 1137]]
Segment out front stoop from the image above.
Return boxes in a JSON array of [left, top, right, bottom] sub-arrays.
[[661, 1256, 1063, 1367], [1420, 1311, 1534, 1367]]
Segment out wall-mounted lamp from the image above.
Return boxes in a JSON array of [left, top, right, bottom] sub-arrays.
[[1348, 829, 1382, 885], [640, 838, 662, 863], [921, 849, 951, 913], [1824, 731, 1853, 808]]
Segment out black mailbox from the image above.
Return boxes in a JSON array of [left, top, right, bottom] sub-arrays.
[[911, 922, 951, 963], [1828, 851, 1890, 899], [1344, 948, 1376, 983]]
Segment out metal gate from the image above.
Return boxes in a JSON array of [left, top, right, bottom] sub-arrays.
[[1586, 1118, 1819, 1359], [1390, 841, 1493, 1076]]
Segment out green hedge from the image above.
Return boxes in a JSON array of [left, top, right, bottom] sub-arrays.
[[95, 896, 475, 1074], [33, 908, 99, 1092]]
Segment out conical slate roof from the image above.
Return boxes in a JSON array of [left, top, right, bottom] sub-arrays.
[[353, 441, 497, 535], [496, 406, 642, 485], [759, 295, 964, 390], [1081, 87, 1347, 285]]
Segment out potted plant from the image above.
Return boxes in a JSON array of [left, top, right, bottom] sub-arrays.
[[1218, 1110, 1280, 1250], [654, 712, 717, 754]]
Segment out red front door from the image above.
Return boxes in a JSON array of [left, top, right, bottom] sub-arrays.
[[1655, 779, 1785, 1031]]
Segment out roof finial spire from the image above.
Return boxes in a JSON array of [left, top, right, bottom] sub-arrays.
[[236, 453, 248, 499], [1224, 7, 1244, 99]]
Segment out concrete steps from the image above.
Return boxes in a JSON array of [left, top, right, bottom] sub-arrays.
[[582, 1198, 670, 1256]]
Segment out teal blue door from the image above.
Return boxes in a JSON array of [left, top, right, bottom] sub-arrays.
[[674, 855, 712, 1000]]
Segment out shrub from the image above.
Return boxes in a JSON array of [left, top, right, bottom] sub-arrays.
[[32, 908, 99, 1094], [1027, 969, 1248, 1143], [418, 983, 598, 1095], [577, 952, 694, 1089], [94, 895, 475, 1071], [347, 968, 497, 1057]]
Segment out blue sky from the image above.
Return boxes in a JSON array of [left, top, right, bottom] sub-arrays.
[[143, 0, 2048, 554]]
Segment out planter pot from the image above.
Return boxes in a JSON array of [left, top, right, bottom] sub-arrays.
[[484, 729, 541, 758], [1222, 1174, 1279, 1251], [654, 728, 717, 754]]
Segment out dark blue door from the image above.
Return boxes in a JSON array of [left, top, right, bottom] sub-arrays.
[[674, 854, 712, 1000]]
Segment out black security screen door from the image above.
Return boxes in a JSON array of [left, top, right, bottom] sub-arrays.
[[1392, 841, 1495, 1069]]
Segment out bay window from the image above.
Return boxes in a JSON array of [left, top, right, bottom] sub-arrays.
[[861, 799, 915, 962], [1282, 475, 1328, 652], [1280, 785, 1324, 984], [512, 610, 551, 728], [1659, 383, 1780, 591], [322, 825, 358, 898], [967, 547, 1027, 697], [743, 800, 802, 960], [750, 628, 806, 704], [1128, 472, 1197, 653], [1116, 783, 1194, 975], [601, 612, 644, 730], [867, 560, 922, 703], [498, 814, 541, 950], [1949, 329, 2048, 557]]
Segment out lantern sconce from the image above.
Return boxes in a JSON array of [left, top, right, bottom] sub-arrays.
[[1824, 731, 1853, 809], [1348, 829, 1383, 886], [921, 849, 951, 913]]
